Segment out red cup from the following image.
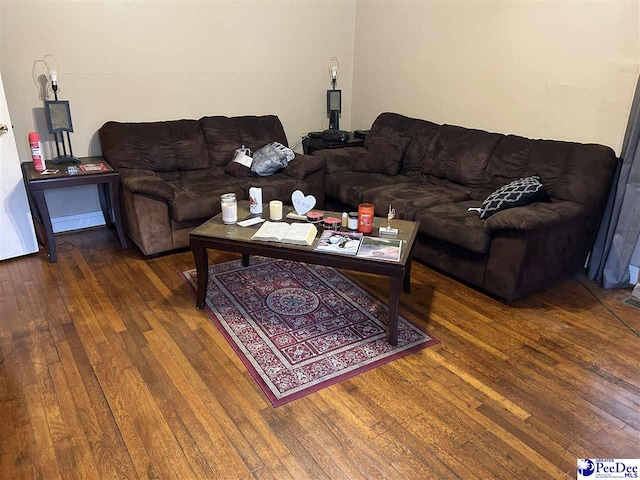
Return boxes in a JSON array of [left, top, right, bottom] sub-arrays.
[[357, 203, 374, 233]]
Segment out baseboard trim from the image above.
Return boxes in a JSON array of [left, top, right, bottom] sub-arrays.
[[52, 211, 106, 233], [630, 264, 639, 285]]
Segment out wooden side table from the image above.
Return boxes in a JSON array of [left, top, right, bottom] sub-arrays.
[[21, 156, 127, 262]]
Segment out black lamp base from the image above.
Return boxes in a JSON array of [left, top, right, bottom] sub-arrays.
[[52, 155, 81, 165]]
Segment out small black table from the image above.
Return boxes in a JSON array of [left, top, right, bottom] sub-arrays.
[[22, 156, 127, 262], [302, 132, 365, 155]]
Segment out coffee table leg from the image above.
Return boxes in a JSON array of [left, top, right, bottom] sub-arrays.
[[388, 276, 402, 346], [192, 242, 208, 308], [403, 259, 412, 294], [242, 254, 250, 267]]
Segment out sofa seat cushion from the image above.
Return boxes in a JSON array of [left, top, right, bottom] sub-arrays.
[[415, 201, 491, 254], [170, 177, 246, 222], [325, 172, 415, 207], [362, 183, 472, 221], [169, 174, 308, 222]]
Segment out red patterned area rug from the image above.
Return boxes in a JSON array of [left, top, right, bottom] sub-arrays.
[[182, 257, 438, 407]]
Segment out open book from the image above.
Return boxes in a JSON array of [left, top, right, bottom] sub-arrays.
[[251, 221, 318, 246]]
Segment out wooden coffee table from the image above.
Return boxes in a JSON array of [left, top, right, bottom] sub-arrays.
[[189, 201, 419, 345]]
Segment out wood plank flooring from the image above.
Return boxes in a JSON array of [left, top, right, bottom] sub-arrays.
[[1, 227, 639, 479]]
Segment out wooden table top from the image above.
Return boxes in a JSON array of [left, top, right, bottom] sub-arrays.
[[22, 156, 115, 183]]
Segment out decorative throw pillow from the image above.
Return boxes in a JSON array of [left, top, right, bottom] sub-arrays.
[[353, 135, 411, 175], [224, 161, 253, 177], [478, 176, 547, 219]]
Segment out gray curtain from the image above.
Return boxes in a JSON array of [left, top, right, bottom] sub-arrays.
[[588, 75, 640, 288]]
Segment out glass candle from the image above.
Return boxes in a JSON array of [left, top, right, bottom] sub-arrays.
[[269, 200, 283, 221], [220, 193, 237, 225], [348, 212, 358, 230], [357, 203, 374, 233]]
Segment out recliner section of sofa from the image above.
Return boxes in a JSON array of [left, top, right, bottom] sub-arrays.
[[313, 112, 617, 300], [100, 115, 326, 255]]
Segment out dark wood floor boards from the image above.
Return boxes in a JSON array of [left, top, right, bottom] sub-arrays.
[[1, 227, 639, 479]]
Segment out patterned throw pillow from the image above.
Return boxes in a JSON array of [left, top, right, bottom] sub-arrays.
[[478, 176, 546, 219]]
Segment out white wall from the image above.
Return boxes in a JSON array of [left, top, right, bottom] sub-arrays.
[[352, 0, 640, 155], [1, 0, 356, 228]]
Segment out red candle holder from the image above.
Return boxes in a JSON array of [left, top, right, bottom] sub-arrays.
[[357, 203, 374, 234]]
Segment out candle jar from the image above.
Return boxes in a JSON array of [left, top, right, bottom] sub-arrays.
[[357, 203, 374, 233], [220, 193, 237, 225], [323, 217, 341, 230], [348, 212, 358, 230]]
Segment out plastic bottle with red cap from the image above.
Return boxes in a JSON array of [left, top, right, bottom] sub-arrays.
[[29, 132, 45, 171]]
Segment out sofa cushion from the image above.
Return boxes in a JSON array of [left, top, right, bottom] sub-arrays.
[[353, 135, 411, 175], [99, 119, 209, 172], [415, 201, 491, 254], [478, 176, 547, 219], [366, 112, 440, 173], [311, 147, 366, 173], [224, 161, 253, 177], [170, 177, 245, 222], [199, 115, 288, 167], [362, 183, 472, 221], [421, 125, 502, 187], [485, 135, 538, 188], [169, 174, 308, 222], [325, 171, 415, 207]]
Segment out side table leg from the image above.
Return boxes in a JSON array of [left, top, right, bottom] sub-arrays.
[[192, 242, 209, 309], [98, 183, 113, 227], [109, 180, 128, 249], [388, 276, 402, 346], [242, 254, 250, 267], [32, 190, 56, 263]]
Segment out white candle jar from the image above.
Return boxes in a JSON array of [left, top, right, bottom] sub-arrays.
[[220, 193, 238, 225]]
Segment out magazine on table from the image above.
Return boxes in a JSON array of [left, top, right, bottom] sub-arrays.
[[356, 236, 402, 261], [79, 163, 108, 172], [314, 230, 363, 255]]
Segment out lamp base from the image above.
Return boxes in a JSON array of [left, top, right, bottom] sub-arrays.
[[51, 155, 81, 165]]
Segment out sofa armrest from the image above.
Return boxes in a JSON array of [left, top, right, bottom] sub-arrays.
[[484, 201, 585, 231], [118, 168, 175, 203], [282, 154, 326, 180]]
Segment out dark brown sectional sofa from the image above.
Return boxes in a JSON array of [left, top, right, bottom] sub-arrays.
[[99, 115, 325, 255], [312, 113, 618, 300]]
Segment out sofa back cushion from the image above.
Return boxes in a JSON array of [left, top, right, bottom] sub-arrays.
[[199, 115, 288, 167], [99, 120, 208, 172], [368, 112, 439, 172], [421, 125, 502, 187], [486, 135, 617, 209]]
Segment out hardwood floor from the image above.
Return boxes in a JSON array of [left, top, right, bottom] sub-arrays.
[[1, 227, 639, 479]]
